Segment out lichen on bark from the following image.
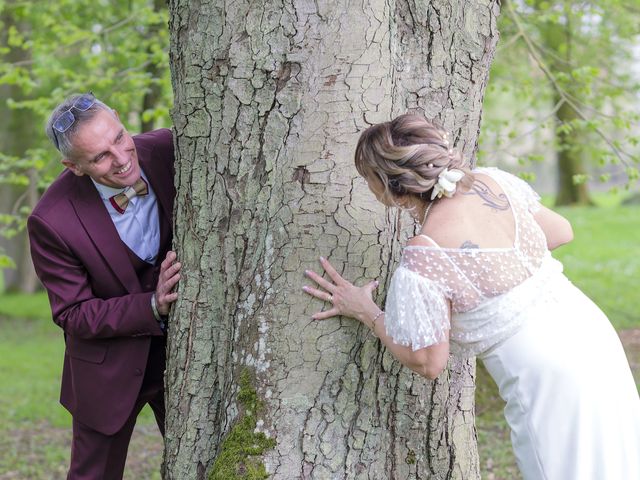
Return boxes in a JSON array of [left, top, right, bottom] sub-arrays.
[[209, 369, 276, 480]]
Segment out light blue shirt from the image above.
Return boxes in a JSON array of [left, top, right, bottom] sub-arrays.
[[92, 170, 160, 264]]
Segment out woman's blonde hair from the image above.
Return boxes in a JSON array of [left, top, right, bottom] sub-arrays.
[[354, 114, 474, 203]]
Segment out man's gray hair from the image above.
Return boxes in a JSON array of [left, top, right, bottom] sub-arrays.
[[45, 94, 114, 159]]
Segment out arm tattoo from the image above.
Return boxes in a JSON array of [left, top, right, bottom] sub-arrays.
[[461, 240, 480, 249], [463, 179, 510, 211]]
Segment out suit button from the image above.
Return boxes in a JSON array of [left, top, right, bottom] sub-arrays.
[[135, 368, 143, 376]]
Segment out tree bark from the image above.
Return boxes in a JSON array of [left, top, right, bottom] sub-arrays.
[[0, 9, 40, 293], [140, 0, 167, 132], [553, 92, 592, 206], [165, 1, 500, 478], [534, 0, 592, 206]]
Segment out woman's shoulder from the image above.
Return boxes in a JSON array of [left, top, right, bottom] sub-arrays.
[[419, 195, 478, 249], [406, 234, 439, 248]]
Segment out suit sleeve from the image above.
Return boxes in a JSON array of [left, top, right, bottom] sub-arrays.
[[27, 213, 165, 339]]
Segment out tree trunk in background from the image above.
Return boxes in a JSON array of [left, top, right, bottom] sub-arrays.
[[553, 91, 592, 206], [140, 0, 166, 132], [165, 1, 500, 478], [0, 10, 39, 293], [536, 0, 592, 206]]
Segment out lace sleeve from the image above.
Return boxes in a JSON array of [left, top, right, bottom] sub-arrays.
[[385, 266, 450, 351], [482, 167, 542, 214], [506, 172, 542, 214]]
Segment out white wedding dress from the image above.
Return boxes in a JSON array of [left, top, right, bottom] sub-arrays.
[[384, 167, 640, 480]]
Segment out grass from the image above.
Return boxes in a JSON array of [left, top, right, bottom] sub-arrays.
[[0, 292, 159, 479], [554, 203, 640, 330], [0, 291, 51, 320], [0, 201, 638, 479]]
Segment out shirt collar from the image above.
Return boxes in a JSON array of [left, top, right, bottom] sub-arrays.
[[92, 169, 149, 202]]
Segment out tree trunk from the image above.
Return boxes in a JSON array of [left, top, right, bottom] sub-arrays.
[[0, 10, 40, 293], [553, 92, 593, 206], [165, 1, 500, 478], [535, 1, 592, 206], [140, 0, 166, 132]]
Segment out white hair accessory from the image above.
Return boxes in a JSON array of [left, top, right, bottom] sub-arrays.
[[431, 168, 464, 200]]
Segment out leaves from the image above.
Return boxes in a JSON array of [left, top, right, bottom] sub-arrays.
[[479, 0, 640, 199], [0, 0, 172, 257]]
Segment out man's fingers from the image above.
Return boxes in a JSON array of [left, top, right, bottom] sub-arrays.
[[163, 261, 181, 277], [164, 292, 178, 303], [157, 290, 179, 306], [161, 251, 177, 270], [160, 273, 180, 293]]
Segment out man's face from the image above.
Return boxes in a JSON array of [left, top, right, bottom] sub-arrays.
[[62, 109, 141, 188]]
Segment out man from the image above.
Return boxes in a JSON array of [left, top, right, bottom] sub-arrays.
[[27, 93, 180, 479]]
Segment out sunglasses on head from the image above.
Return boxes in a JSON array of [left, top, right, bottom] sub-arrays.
[[51, 93, 96, 149]]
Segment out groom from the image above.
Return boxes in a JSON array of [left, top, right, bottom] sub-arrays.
[[28, 93, 180, 479]]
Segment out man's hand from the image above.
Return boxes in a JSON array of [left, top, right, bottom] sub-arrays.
[[155, 250, 181, 316]]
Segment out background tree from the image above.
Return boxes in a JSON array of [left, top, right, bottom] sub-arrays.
[[166, 1, 500, 478], [479, 0, 640, 205], [0, 0, 172, 289]]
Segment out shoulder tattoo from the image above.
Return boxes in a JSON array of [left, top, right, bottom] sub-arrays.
[[463, 179, 510, 211]]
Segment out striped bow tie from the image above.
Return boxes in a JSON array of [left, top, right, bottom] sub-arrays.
[[109, 177, 149, 214]]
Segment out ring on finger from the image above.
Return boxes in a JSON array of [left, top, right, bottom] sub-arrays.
[[328, 294, 333, 303]]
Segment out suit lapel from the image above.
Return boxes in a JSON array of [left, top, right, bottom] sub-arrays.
[[70, 177, 142, 293], [137, 139, 172, 228]]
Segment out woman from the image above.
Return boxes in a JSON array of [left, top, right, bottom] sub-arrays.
[[302, 114, 640, 479]]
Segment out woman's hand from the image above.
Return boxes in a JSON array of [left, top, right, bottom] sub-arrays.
[[303, 257, 380, 325]]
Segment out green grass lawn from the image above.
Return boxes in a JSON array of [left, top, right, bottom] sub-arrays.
[[554, 203, 640, 330], [0, 308, 71, 478], [0, 292, 158, 478], [0, 202, 638, 478]]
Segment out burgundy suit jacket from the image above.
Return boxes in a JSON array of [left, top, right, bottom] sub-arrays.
[[27, 129, 175, 435]]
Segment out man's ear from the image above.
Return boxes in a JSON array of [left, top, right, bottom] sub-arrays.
[[61, 158, 84, 177], [113, 109, 120, 120]]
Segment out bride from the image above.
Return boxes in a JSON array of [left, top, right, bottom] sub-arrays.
[[302, 114, 640, 479]]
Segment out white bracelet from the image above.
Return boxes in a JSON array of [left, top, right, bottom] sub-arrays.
[[370, 310, 384, 337], [151, 294, 166, 331]]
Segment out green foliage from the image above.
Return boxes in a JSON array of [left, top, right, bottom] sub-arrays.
[[0, 253, 16, 269], [209, 369, 276, 480], [480, 0, 640, 197], [0, 0, 172, 261]]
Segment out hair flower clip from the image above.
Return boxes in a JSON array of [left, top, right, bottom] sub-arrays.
[[431, 168, 464, 200]]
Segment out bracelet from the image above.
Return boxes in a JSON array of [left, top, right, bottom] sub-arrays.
[[370, 310, 384, 337], [151, 294, 166, 331]]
